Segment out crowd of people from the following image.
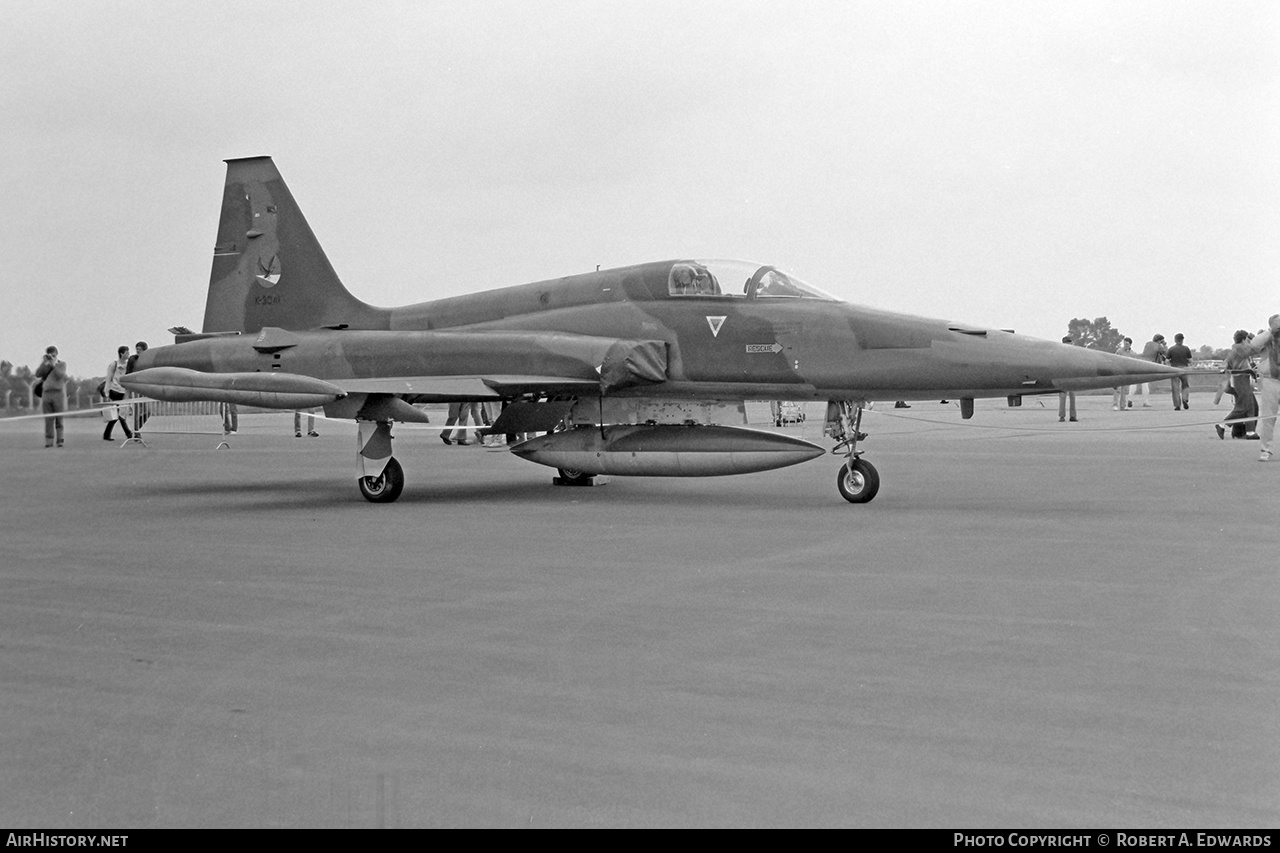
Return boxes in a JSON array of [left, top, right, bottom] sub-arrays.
[[29, 315, 1280, 463], [439, 401, 525, 447], [1108, 333, 1188, 411], [1095, 319, 1280, 461], [32, 340, 149, 448], [1212, 319, 1280, 462]]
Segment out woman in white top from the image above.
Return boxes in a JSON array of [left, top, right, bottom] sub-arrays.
[[103, 345, 133, 441]]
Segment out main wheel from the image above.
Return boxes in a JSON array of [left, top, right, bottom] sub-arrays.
[[556, 467, 593, 486], [837, 458, 879, 504], [359, 456, 405, 503]]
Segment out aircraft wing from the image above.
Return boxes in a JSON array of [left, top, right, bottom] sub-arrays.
[[331, 374, 604, 401], [287, 329, 669, 398], [129, 330, 670, 410]]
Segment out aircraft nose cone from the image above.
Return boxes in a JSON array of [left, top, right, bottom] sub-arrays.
[[1049, 344, 1182, 391]]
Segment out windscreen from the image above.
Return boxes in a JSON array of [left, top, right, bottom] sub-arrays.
[[666, 259, 837, 300]]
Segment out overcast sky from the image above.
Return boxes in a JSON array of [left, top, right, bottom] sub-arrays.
[[3, 0, 1277, 377]]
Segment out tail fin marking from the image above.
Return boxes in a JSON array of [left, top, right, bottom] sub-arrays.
[[201, 156, 388, 334]]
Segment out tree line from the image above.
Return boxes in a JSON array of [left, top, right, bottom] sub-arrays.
[[1065, 317, 1228, 359]]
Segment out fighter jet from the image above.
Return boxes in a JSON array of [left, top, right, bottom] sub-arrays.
[[123, 157, 1180, 504]]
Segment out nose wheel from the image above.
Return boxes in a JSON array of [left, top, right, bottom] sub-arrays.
[[829, 400, 880, 504], [837, 457, 879, 503]]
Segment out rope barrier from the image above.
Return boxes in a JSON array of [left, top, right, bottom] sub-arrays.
[[865, 406, 1275, 435], [0, 402, 129, 422], [5, 399, 1273, 440]]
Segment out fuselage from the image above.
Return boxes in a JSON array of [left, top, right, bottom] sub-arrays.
[[144, 258, 1179, 402]]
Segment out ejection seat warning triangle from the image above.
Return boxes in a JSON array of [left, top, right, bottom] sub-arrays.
[[706, 316, 726, 337]]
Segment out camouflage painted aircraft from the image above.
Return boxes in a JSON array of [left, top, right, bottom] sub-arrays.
[[123, 157, 1181, 504]]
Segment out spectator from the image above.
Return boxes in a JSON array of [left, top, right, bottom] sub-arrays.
[[103, 345, 134, 441], [1164, 333, 1193, 410], [1058, 336, 1077, 422], [221, 402, 238, 435], [1244, 314, 1280, 461], [480, 400, 504, 447], [295, 408, 319, 437], [1216, 330, 1258, 440], [1112, 338, 1134, 410], [125, 341, 149, 432], [439, 402, 481, 445], [34, 345, 67, 448], [1132, 334, 1167, 408]]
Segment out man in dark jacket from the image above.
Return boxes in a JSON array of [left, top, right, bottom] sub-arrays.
[[125, 341, 149, 432], [1165, 333, 1193, 410]]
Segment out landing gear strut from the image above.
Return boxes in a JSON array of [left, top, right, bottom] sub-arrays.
[[829, 400, 879, 504]]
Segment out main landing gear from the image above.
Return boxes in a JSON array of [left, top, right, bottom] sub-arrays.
[[828, 400, 879, 504], [356, 420, 405, 503], [359, 456, 404, 503], [554, 467, 595, 486]]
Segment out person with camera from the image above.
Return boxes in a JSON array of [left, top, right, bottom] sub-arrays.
[[1216, 329, 1259, 441], [1131, 333, 1167, 408], [34, 345, 67, 447]]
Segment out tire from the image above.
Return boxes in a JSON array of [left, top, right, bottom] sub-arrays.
[[557, 467, 593, 486], [837, 458, 879, 504], [359, 456, 405, 503]]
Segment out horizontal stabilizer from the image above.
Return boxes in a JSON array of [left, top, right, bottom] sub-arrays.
[[122, 367, 347, 409]]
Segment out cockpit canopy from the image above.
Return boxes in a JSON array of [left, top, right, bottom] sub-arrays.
[[667, 259, 837, 300]]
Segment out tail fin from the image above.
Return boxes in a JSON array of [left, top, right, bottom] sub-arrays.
[[202, 156, 389, 334]]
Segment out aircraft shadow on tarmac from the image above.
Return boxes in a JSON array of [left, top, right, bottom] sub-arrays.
[[137, 467, 841, 511]]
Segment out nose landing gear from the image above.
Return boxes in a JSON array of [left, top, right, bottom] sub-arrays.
[[837, 457, 879, 503], [828, 400, 879, 504]]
